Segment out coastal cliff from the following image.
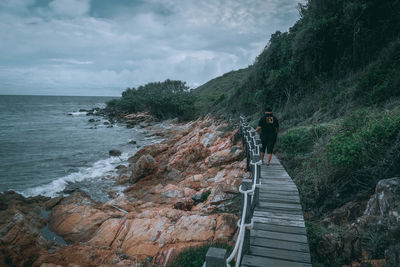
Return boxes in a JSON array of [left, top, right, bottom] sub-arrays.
[[0, 116, 247, 266]]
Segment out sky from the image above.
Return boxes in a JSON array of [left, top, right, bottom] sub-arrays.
[[0, 0, 304, 96]]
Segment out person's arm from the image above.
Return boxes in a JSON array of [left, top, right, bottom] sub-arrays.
[[255, 126, 261, 132]]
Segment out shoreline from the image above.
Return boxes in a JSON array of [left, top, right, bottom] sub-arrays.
[[0, 114, 247, 266]]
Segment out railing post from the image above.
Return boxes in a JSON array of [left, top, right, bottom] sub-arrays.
[[241, 179, 252, 256], [204, 247, 227, 267]]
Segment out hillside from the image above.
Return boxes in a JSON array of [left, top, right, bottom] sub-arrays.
[[193, 0, 400, 266]]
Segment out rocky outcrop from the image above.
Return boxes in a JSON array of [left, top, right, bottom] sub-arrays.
[[0, 192, 60, 267], [0, 116, 247, 267], [317, 178, 400, 266]]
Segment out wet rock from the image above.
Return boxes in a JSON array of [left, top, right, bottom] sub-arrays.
[[130, 154, 156, 183], [0, 192, 53, 267], [109, 149, 122, 157], [88, 118, 96, 122]]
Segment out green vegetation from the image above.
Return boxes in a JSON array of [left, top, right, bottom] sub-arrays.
[[192, 190, 211, 205], [105, 1, 400, 265], [106, 79, 195, 120], [168, 242, 231, 267]]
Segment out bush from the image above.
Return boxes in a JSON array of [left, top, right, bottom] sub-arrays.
[[106, 79, 195, 121], [168, 242, 231, 267], [280, 125, 328, 155], [326, 111, 400, 168]]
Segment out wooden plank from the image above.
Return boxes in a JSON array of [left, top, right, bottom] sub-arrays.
[[258, 197, 300, 204], [249, 246, 311, 263], [251, 237, 310, 252], [258, 201, 302, 210], [253, 210, 305, 221], [255, 207, 303, 216], [253, 216, 305, 227], [250, 229, 308, 243], [253, 223, 306, 235], [241, 254, 312, 267], [260, 180, 294, 185], [258, 194, 300, 202], [259, 190, 299, 196]]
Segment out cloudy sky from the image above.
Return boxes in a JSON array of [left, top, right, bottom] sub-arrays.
[[0, 0, 304, 96]]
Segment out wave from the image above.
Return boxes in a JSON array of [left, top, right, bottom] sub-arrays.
[[69, 111, 87, 116], [21, 152, 132, 198]]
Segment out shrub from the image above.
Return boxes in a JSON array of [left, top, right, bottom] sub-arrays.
[[168, 242, 231, 267], [326, 111, 400, 168], [280, 125, 328, 155]]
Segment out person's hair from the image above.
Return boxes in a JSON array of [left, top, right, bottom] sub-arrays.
[[264, 106, 272, 112]]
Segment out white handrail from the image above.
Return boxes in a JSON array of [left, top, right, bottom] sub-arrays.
[[226, 123, 262, 267]]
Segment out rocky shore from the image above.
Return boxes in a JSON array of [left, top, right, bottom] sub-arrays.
[[0, 116, 247, 267]]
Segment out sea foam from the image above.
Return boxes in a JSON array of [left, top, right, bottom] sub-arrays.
[[21, 152, 132, 198]]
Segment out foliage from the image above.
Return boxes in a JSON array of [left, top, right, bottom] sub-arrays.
[[106, 79, 195, 121], [192, 190, 211, 205], [194, 0, 400, 118], [306, 222, 347, 266], [168, 242, 231, 267], [279, 125, 328, 155], [361, 229, 389, 259], [326, 111, 400, 168]]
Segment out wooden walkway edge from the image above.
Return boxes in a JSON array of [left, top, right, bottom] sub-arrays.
[[241, 155, 312, 267]]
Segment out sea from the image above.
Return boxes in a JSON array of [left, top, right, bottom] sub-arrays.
[[0, 95, 161, 202]]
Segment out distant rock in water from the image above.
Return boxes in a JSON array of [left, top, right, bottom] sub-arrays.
[[88, 118, 95, 122], [109, 149, 122, 157]]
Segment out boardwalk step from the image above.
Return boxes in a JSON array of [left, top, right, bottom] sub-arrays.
[[253, 210, 304, 221], [249, 246, 311, 263], [253, 222, 306, 235], [250, 229, 308, 243], [250, 237, 310, 252], [253, 216, 305, 227], [258, 201, 302, 210], [241, 254, 312, 267]]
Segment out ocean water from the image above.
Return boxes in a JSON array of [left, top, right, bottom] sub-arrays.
[[0, 95, 159, 201]]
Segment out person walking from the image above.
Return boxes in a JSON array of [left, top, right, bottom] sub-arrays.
[[255, 106, 279, 166]]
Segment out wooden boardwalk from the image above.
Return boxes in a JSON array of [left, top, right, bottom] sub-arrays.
[[241, 155, 312, 267]]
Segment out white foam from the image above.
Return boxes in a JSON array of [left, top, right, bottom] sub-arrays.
[[70, 111, 87, 116], [21, 152, 132, 198]]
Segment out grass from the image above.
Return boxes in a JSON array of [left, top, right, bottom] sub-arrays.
[[168, 242, 232, 267]]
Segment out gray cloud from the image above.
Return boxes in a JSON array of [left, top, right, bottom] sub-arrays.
[[0, 0, 304, 96]]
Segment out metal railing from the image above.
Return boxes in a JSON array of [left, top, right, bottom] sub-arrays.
[[203, 116, 262, 267]]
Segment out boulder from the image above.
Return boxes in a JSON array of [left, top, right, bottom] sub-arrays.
[[364, 177, 400, 219], [0, 192, 52, 267], [130, 154, 156, 183], [207, 146, 244, 167], [109, 149, 122, 157], [49, 192, 118, 243]]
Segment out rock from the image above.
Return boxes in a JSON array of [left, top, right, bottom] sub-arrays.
[[331, 200, 368, 225], [79, 109, 88, 112], [201, 132, 218, 147], [109, 149, 122, 157], [364, 177, 400, 219], [33, 244, 138, 267], [0, 192, 52, 267], [173, 198, 194, 211], [88, 118, 96, 122], [103, 121, 110, 125], [130, 154, 156, 183], [207, 146, 244, 167], [49, 192, 116, 243], [129, 140, 137, 144]]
